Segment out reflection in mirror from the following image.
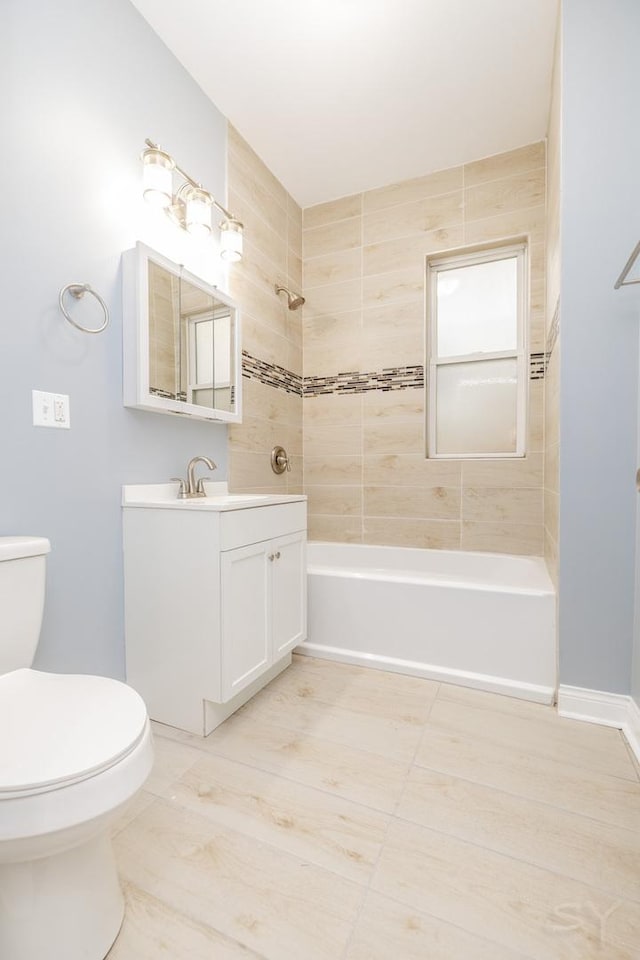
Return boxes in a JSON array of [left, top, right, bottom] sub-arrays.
[[147, 260, 236, 415], [123, 243, 241, 422]]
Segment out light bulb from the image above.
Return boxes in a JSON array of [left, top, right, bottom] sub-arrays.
[[142, 148, 175, 208], [220, 219, 243, 262], [185, 188, 212, 237]]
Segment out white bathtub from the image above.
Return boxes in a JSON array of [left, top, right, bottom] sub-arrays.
[[297, 542, 557, 704]]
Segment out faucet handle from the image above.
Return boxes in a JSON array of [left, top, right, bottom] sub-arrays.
[[170, 478, 188, 499], [196, 477, 210, 495]]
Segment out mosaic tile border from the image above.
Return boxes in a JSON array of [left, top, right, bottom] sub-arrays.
[[242, 352, 302, 396], [242, 352, 547, 398], [304, 365, 424, 397]]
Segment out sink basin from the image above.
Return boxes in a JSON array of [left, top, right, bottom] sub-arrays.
[[122, 484, 306, 511]]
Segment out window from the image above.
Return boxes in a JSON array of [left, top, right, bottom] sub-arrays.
[[426, 242, 528, 459]]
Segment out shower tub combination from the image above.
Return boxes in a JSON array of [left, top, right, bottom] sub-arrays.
[[298, 542, 556, 703]]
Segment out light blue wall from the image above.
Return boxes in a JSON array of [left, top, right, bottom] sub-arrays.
[[3, 0, 230, 679], [559, 0, 640, 693]]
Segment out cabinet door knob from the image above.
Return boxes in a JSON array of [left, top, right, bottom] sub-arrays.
[[268, 553, 275, 561], [275, 551, 281, 559]]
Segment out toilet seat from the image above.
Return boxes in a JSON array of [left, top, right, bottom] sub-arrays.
[[0, 668, 148, 799]]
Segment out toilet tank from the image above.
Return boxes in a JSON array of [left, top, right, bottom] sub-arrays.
[[0, 536, 51, 674]]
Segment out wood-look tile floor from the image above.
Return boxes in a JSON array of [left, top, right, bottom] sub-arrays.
[[108, 656, 640, 959]]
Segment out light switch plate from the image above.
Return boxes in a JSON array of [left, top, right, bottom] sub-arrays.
[[32, 390, 70, 429]]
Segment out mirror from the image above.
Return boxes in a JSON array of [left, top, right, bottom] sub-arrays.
[[123, 243, 241, 422]]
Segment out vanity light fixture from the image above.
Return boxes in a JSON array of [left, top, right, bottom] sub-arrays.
[[141, 139, 243, 260]]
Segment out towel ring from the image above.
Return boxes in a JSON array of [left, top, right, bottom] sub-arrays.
[[59, 283, 110, 334]]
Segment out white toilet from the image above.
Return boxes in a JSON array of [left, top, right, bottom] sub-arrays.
[[0, 536, 154, 960]]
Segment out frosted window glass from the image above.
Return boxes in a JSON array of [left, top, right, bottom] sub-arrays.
[[436, 257, 518, 357], [436, 358, 518, 455], [195, 320, 213, 384]]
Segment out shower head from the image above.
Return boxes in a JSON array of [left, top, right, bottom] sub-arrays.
[[275, 284, 305, 310]]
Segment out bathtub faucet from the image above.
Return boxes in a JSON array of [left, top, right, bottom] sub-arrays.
[[171, 455, 217, 499]]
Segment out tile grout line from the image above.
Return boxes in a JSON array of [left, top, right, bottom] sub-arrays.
[[339, 684, 442, 959], [302, 160, 545, 233]]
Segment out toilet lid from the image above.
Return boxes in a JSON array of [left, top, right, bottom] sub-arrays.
[[0, 669, 149, 796]]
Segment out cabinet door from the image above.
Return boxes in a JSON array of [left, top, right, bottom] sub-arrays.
[[271, 532, 307, 658], [221, 541, 270, 701]]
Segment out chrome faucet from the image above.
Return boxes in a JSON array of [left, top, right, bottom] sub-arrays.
[[171, 455, 217, 499]]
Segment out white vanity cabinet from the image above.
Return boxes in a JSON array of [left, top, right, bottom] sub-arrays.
[[221, 531, 306, 701], [122, 486, 307, 736]]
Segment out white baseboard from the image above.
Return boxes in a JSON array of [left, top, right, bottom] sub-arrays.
[[558, 684, 640, 766], [295, 641, 555, 705]]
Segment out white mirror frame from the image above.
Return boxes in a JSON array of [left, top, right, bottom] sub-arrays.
[[122, 242, 242, 423]]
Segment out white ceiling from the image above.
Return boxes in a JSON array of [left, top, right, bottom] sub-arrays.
[[130, 0, 559, 208]]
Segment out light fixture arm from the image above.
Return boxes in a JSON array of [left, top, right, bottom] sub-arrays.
[[144, 138, 235, 221]]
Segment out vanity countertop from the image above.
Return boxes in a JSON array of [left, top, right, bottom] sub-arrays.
[[122, 482, 306, 512]]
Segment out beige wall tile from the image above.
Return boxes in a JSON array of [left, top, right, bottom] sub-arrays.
[[228, 269, 287, 336], [240, 238, 294, 305], [229, 152, 288, 240], [463, 204, 546, 246], [304, 194, 362, 230], [229, 450, 289, 489], [304, 248, 361, 288], [228, 124, 288, 210], [363, 191, 463, 245], [544, 488, 559, 542], [229, 415, 293, 455], [306, 485, 362, 517], [303, 218, 362, 259], [365, 485, 461, 521], [303, 311, 362, 377], [363, 420, 424, 455], [363, 517, 460, 549], [288, 215, 302, 257], [228, 190, 287, 276], [304, 279, 362, 319], [305, 456, 362, 486], [241, 314, 290, 369], [364, 454, 461, 488], [528, 380, 544, 452], [461, 453, 543, 488], [362, 390, 424, 423], [288, 250, 303, 289], [545, 441, 559, 492], [462, 488, 543, 525], [464, 142, 545, 187], [362, 339, 423, 372], [308, 515, 363, 543], [304, 392, 363, 426], [363, 226, 464, 277], [243, 378, 298, 425], [300, 141, 548, 553], [363, 166, 463, 213], [460, 521, 544, 555], [362, 300, 424, 339], [464, 169, 546, 222], [363, 268, 424, 308], [288, 193, 302, 224], [287, 340, 303, 377], [305, 422, 363, 456]]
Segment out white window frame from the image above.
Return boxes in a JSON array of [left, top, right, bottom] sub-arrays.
[[426, 241, 529, 460]]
